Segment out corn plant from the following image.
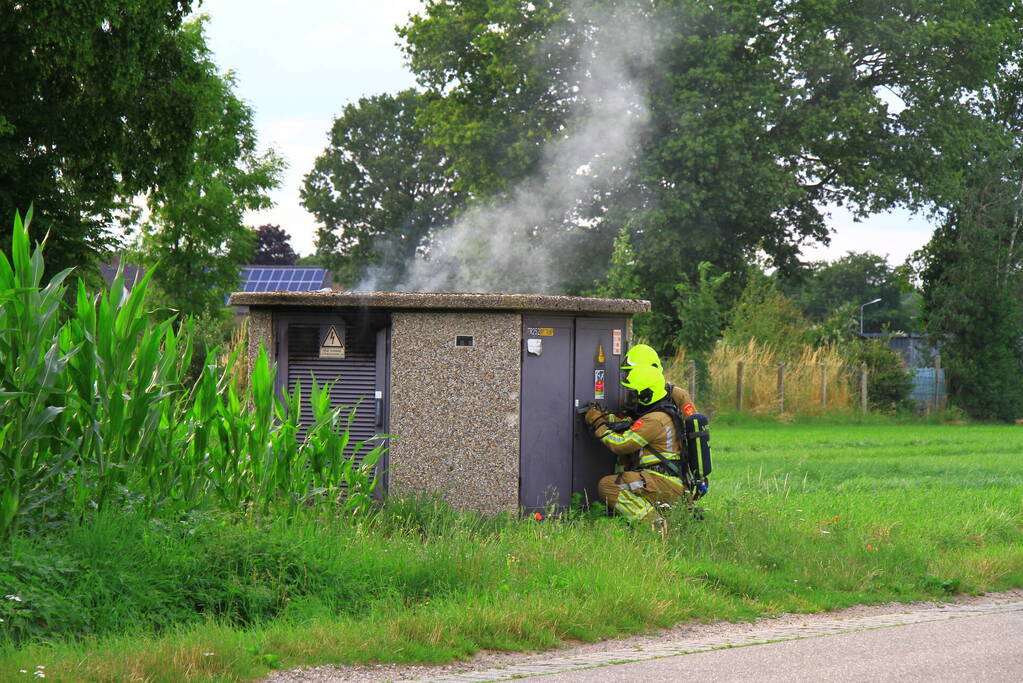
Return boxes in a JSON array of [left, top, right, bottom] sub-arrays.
[[0, 211, 388, 539], [0, 209, 76, 536]]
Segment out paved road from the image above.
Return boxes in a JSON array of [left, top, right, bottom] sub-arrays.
[[404, 600, 1023, 683], [533, 609, 1023, 682]]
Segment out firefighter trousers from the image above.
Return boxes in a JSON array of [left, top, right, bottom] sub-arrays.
[[597, 469, 688, 523]]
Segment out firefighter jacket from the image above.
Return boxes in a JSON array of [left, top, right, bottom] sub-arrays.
[[669, 383, 697, 416], [585, 408, 682, 471]]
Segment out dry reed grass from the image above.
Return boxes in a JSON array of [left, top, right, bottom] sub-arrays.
[[665, 340, 860, 416]]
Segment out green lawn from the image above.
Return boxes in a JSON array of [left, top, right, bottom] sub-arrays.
[[2, 422, 1022, 682]]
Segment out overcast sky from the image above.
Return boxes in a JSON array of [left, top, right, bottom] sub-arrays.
[[195, 0, 934, 265]]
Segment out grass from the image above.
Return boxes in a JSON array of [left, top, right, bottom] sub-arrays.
[[2, 421, 1022, 681], [667, 340, 859, 417]]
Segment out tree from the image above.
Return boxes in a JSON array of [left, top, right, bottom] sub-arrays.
[[253, 224, 298, 265], [845, 339, 913, 413], [0, 1, 234, 278], [399, 1, 1023, 346], [671, 262, 731, 356], [919, 216, 1023, 421], [302, 90, 460, 289], [917, 156, 1023, 421], [136, 19, 282, 319], [914, 56, 1023, 421], [722, 268, 809, 356], [592, 225, 643, 301], [782, 252, 918, 334]]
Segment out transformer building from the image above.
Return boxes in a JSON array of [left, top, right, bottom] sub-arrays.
[[229, 290, 650, 514]]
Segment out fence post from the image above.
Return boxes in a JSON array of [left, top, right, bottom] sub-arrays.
[[777, 363, 785, 414], [934, 354, 942, 411], [688, 359, 697, 404], [820, 365, 828, 407], [860, 362, 868, 413], [736, 361, 745, 412]]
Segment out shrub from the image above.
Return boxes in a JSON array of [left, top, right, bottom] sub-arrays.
[[844, 339, 913, 412], [722, 269, 810, 356]]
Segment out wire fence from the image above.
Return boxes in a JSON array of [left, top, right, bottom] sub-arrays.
[[666, 357, 947, 417], [908, 366, 948, 413]]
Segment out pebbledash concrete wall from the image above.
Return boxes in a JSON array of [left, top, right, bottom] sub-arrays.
[[389, 312, 521, 513], [247, 309, 274, 371]]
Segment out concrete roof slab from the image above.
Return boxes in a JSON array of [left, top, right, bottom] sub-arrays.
[[228, 290, 651, 314]]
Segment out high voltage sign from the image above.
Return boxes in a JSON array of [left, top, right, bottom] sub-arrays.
[[320, 325, 346, 359]]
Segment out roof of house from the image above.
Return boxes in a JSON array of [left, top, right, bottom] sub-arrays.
[[237, 265, 331, 293], [99, 259, 146, 290]]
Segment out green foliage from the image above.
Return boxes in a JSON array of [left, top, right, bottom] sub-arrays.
[[0, 213, 386, 540], [592, 226, 643, 300], [137, 18, 283, 319], [671, 262, 731, 356], [917, 144, 1023, 421], [0, 2, 279, 281], [722, 269, 809, 355], [3, 423, 1022, 678], [399, 1, 578, 199], [803, 302, 859, 347], [399, 0, 1023, 349], [783, 252, 919, 334], [303, 89, 460, 288], [844, 339, 913, 413]]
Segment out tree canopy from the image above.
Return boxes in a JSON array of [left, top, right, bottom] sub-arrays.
[[302, 89, 460, 289], [915, 112, 1023, 420], [394, 0, 1023, 346], [1, 2, 189, 274], [254, 225, 298, 266], [134, 19, 282, 319], [0, 3, 280, 313], [782, 252, 918, 334]]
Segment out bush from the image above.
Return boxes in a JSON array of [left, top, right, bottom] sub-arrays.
[[722, 269, 810, 355], [845, 339, 913, 412]]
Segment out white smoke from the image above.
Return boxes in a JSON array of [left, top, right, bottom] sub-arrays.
[[358, 4, 657, 294]]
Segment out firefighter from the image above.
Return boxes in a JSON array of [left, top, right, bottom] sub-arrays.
[[583, 365, 688, 533], [619, 344, 698, 419]]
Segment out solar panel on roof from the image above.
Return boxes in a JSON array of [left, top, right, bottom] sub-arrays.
[[228, 266, 329, 303]]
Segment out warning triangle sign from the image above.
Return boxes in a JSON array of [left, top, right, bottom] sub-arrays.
[[320, 325, 346, 358]]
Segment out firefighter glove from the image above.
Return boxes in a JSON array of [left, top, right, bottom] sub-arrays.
[[584, 406, 608, 431]]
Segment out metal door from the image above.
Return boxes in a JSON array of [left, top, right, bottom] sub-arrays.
[[572, 318, 627, 504], [519, 316, 573, 512]]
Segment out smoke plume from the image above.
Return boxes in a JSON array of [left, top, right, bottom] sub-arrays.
[[358, 4, 657, 294]]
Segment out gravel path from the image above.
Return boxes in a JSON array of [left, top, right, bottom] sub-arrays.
[[261, 589, 1023, 683]]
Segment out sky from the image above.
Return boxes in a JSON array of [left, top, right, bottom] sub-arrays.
[[195, 0, 935, 266]]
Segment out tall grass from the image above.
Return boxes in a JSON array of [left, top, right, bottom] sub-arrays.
[[2, 423, 1021, 681], [667, 340, 858, 417], [0, 211, 385, 539]]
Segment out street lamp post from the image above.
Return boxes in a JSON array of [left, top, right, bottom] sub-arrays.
[[860, 298, 882, 336]]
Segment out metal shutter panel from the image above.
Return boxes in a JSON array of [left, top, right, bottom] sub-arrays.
[[285, 324, 378, 457]]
